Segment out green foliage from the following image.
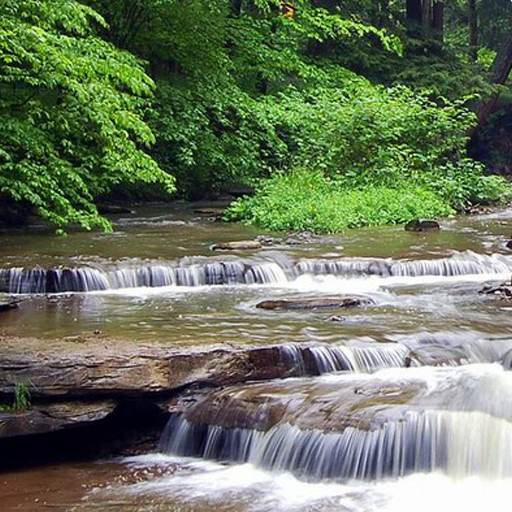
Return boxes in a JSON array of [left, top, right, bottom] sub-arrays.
[[0, 0, 174, 230], [0, 381, 31, 412], [1, 0, 510, 229], [226, 169, 454, 233], [226, 82, 511, 233], [87, 0, 403, 198], [13, 381, 31, 411]]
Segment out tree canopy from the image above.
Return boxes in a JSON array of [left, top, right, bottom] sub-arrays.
[[1, 0, 511, 231]]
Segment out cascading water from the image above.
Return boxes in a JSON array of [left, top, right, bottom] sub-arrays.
[[0, 260, 289, 293], [2, 250, 512, 294], [158, 365, 512, 482], [5, 207, 512, 512]]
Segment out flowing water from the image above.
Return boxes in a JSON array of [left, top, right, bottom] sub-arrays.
[[2, 203, 512, 511]]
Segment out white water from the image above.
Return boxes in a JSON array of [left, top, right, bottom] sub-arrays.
[[105, 454, 512, 512], [158, 365, 512, 482], [2, 250, 511, 294]]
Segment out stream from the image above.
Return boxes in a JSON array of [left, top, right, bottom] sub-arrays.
[[2, 203, 512, 512]]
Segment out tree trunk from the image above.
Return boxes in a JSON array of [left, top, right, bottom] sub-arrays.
[[422, 0, 432, 35], [469, 0, 478, 61], [432, 1, 444, 41], [231, 0, 243, 16], [406, 0, 423, 25], [472, 32, 512, 138]]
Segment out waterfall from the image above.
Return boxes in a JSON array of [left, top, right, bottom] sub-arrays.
[[307, 344, 409, 373], [0, 261, 288, 294], [2, 250, 511, 294], [158, 365, 512, 482], [276, 336, 512, 376], [295, 251, 512, 279], [158, 410, 512, 481]]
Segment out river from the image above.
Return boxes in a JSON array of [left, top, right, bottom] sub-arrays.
[[1, 204, 512, 511]]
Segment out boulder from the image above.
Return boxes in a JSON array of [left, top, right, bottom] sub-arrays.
[[211, 240, 263, 251], [405, 220, 441, 232], [256, 296, 375, 310]]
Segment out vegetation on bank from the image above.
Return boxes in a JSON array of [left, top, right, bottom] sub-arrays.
[[226, 84, 510, 232], [0, 381, 31, 412], [1, 0, 512, 232]]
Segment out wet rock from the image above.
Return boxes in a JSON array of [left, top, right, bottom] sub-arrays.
[[406, 345, 467, 367], [0, 341, 315, 441], [167, 377, 424, 435], [194, 208, 225, 220], [479, 280, 512, 300], [405, 220, 441, 232], [0, 296, 21, 313], [211, 240, 263, 251], [256, 296, 375, 311], [0, 401, 117, 438], [507, 240, 512, 250], [256, 231, 319, 247], [255, 235, 283, 246], [466, 204, 494, 215], [0, 343, 309, 399], [326, 315, 348, 323], [97, 204, 136, 215]]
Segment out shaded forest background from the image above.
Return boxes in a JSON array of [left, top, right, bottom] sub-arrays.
[[1, 0, 512, 232]]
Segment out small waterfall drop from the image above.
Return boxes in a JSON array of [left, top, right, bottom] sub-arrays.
[[158, 365, 512, 482], [0, 260, 289, 293], [2, 250, 511, 294]]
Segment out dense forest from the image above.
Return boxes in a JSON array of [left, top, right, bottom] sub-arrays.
[[1, 0, 512, 233]]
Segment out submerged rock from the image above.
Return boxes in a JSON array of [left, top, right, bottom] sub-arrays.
[[256, 231, 319, 247], [211, 241, 263, 251], [326, 315, 348, 323], [405, 220, 441, 232], [0, 296, 21, 313], [97, 204, 135, 215], [256, 296, 375, 311], [194, 208, 225, 220], [479, 280, 512, 300]]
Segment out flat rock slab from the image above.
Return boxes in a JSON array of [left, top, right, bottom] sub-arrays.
[[0, 341, 308, 399], [256, 296, 375, 310], [211, 241, 263, 251], [0, 400, 117, 438]]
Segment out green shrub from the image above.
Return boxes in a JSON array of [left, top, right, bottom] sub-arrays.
[[226, 169, 454, 233]]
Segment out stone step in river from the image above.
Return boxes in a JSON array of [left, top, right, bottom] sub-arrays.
[[2, 250, 512, 293]]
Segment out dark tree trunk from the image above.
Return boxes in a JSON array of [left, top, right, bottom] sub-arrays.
[[406, 0, 423, 25], [472, 32, 512, 140], [422, 0, 432, 35], [432, 1, 444, 41], [469, 0, 478, 61], [231, 0, 243, 16]]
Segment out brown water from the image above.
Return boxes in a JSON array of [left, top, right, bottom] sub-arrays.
[[1, 204, 512, 343], [3, 205, 512, 512]]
